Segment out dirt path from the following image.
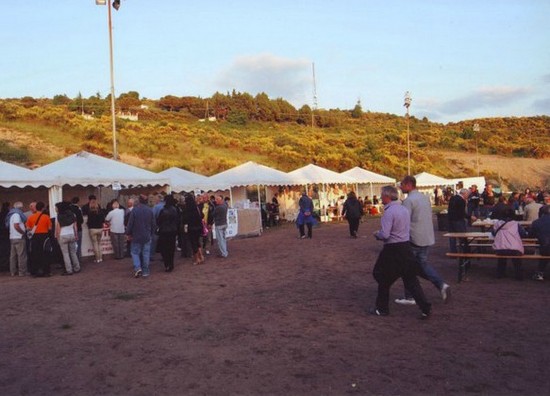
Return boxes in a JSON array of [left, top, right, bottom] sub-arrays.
[[1, 220, 549, 395]]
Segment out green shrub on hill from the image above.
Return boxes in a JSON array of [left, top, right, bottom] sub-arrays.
[[0, 95, 548, 180]]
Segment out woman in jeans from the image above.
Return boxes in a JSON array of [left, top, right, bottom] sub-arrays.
[[55, 201, 80, 275], [85, 197, 106, 263]]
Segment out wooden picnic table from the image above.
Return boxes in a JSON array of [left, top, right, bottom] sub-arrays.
[[443, 232, 541, 282]]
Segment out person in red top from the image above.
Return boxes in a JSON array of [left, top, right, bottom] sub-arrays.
[[26, 201, 52, 277]]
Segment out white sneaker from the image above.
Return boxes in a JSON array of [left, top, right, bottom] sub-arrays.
[[394, 298, 416, 305], [533, 272, 544, 281], [441, 283, 451, 302]]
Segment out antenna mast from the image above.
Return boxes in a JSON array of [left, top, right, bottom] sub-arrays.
[[312, 62, 317, 128]]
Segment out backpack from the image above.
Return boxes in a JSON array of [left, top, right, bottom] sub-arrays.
[[57, 211, 76, 227]]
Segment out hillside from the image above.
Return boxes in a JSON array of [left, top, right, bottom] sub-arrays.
[[1, 96, 549, 190]]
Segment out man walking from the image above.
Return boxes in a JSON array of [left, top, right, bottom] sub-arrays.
[[396, 175, 451, 305], [7, 202, 28, 276], [370, 186, 432, 319], [126, 195, 155, 278], [213, 195, 229, 258]]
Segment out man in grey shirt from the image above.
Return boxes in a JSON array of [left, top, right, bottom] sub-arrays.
[[370, 185, 431, 318], [396, 175, 451, 305]]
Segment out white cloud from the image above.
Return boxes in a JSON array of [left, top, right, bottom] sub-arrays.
[[215, 53, 311, 104], [433, 86, 531, 115]]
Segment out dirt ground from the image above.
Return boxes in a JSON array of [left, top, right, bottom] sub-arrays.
[[1, 219, 549, 395]]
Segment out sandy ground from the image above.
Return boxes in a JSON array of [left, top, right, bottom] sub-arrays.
[[1, 219, 549, 395]]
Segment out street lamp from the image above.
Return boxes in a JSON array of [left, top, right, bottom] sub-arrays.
[[473, 123, 480, 176], [404, 91, 412, 175], [96, 0, 120, 160]]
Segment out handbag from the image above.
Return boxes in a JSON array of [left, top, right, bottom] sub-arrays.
[[26, 212, 44, 239]]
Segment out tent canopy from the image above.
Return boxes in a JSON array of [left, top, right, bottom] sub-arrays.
[[158, 167, 212, 192], [0, 160, 55, 188], [32, 151, 169, 188], [414, 172, 450, 187], [207, 161, 300, 188], [341, 167, 395, 184], [448, 176, 486, 190], [288, 164, 357, 184]]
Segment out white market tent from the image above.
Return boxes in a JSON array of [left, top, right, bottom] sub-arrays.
[[32, 151, 170, 209], [288, 164, 357, 185], [414, 172, 451, 187], [157, 167, 211, 193], [207, 161, 300, 203], [0, 160, 55, 188], [448, 176, 486, 190], [341, 166, 395, 198], [0, 160, 58, 211]]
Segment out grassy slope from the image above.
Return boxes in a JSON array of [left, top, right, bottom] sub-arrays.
[[1, 102, 549, 189]]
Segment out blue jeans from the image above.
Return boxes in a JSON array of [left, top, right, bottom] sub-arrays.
[[215, 225, 228, 257], [131, 241, 151, 275], [404, 245, 444, 298]]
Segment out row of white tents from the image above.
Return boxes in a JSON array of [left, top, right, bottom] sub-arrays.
[[1, 151, 485, 210]]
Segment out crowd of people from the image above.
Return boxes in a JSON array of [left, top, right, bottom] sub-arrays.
[[0, 192, 231, 279], [2, 179, 549, 319], [446, 184, 550, 281]]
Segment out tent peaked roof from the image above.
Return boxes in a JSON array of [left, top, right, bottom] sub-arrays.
[[208, 161, 298, 187], [414, 172, 450, 187], [32, 151, 169, 187], [158, 167, 210, 192], [288, 164, 356, 184], [0, 160, 55, 188], [341, 167, 395, 184]]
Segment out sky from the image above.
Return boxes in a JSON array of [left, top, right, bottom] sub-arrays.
[[1, 1, 549, 123]]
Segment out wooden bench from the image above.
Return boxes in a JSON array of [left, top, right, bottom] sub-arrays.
[[446, 252, 550, 282]]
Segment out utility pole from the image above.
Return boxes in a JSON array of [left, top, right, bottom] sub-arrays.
[[473, 123, 480, 176], [96, 0, 120, 160], [404, 91, 412, 175], [312, 62, 317, 128]]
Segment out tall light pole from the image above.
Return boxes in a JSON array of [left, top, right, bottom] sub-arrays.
[[96, 0, 119, 160], [404, 91, 412, 175], [473, 123, 480, 176]]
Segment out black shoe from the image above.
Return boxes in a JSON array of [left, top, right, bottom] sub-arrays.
[[62, 272, 73, 276], [369, 308, 388, 316], [420, 310, 431, 320]]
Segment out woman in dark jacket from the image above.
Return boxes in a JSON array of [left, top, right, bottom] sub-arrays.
[[156, 195, 180, 272], [184, 193, 205, 265], [342, 191, 363, 238]]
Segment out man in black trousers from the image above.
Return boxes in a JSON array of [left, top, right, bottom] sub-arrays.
[[370, 186, 432, 319]]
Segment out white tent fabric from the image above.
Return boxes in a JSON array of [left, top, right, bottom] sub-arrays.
[[414, 172, 451, 187], [207, 161, 300, 188], [341, 167, 395, 184], [0, 160, 55, 188], [288, 164, 357, 184], [448, 176, 486, 190], [158, 167, 211, 192], [32, 151, 170, 188]]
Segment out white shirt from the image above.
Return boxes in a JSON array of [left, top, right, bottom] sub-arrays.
[[105, 208, 125, 233], [59, 224, 75, 237], [9, 213, 25, 240]]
